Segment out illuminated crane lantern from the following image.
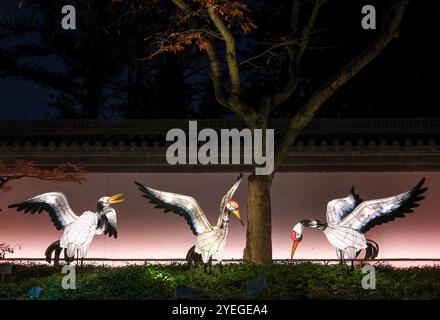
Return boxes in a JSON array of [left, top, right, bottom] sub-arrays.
[[290, 178, 427, 265], [136, 175, 243, 269], [9, 192, 122, 265]]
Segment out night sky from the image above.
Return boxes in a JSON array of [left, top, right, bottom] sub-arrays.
[[0, 79, 55, 119], [0, 1, 439, 119], [1, 172, 438, 264]]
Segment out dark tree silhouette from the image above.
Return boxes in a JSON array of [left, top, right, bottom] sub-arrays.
[[0, 0, 202, 119], [0, 160, 85, 211], [0, 1, 123, 118]]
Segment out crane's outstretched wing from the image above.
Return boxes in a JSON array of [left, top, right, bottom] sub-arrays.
[[217, 174, 243, 226], [339, 178, 427, 233], [326, 186, 363, 224], [135, 181, 213, 236], [8, 192, 78, 230]]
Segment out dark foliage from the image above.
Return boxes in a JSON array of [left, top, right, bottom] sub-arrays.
[[0, 1, 438, 119], [2, 263, 440, 299]]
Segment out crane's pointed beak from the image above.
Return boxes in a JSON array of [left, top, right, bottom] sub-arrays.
[[233, 210, 244, 226], [291, 239, 300, 259], [109, 193, 125, 204]]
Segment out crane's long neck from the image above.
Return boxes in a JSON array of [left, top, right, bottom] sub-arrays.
[[218, 215, 229, 229], [300, 219, 327, 231], [217, 210, 231, 229]]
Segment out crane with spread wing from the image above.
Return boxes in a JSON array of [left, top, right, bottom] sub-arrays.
[[136, 175, 243, 270], [290, 178, 427, 265], [8, 192, 123, 265]]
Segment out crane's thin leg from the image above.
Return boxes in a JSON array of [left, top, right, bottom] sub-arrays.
[[80, 258, 84, 268], [64, 248, 71, 265]]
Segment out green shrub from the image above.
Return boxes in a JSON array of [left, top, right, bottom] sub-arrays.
[[1, 263, 440, 300]]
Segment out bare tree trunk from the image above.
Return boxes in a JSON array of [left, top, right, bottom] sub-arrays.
[[243, 174, 273, 264]]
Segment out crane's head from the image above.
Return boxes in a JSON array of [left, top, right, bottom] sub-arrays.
[[290, 222, 303, 259], [226, 200, 244, 226], [98, 193, 125, 210]]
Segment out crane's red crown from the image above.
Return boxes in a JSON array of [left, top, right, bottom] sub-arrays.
[[228, 200, 239, 210]]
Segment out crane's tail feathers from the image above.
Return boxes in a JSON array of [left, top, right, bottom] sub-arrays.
[[45, 240, 61, 264], [45, 240, 77, 265], [185, 245, 212, 268], [364, 239, 379, 260], [186, 245, 197, 268]]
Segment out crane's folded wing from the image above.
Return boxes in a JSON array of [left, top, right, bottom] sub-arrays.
[[103, 209, 118, 238], [326, 186, 363, 225], [338, 178, 427, 233], [135, 181, 213, 236], [8, 192, 79, 230]]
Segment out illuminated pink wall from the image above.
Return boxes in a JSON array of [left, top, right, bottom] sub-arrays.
[[0, 172, 439, 261]]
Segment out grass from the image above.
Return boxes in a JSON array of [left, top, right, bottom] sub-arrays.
[[1, 262, 440, 300]]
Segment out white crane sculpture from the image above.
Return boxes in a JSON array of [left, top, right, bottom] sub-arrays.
[[8, 192, 123, 265], [290, 178, 427, 265], [136, 175, 243, 270]]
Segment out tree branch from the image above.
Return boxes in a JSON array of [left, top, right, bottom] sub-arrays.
[[206, 4, 260, 125], [0, 176, 10, 190], [0, 161, 86, 191], [259, 0, 326, 112], [172, 0, 259, 126], [289, 0, 301, 35], [171, 0, 229, 108], [207, 4, 241, 101], [274, 0, 410, 170]]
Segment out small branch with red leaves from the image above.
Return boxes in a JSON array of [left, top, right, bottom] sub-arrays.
[[0, 243, 22, 259], [0, 161, 86, 190], [0, 160, 86, 210]]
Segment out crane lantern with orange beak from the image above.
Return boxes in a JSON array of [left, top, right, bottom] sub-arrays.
[[289, 178, 426, 264]]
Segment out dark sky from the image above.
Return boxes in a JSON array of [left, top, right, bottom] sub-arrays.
[[1, 172, 438, 265], [0, 79, 54, 119], [0, 1, 438, 120]]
